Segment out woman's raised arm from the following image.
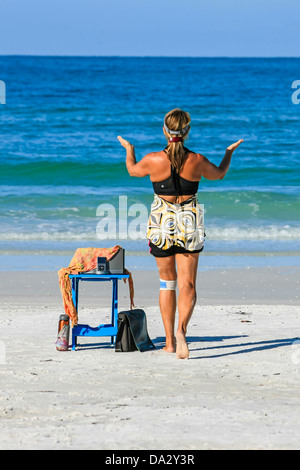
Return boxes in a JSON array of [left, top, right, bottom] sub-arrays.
[[198, 139, 243, 180], [117, 136, 151, 177]]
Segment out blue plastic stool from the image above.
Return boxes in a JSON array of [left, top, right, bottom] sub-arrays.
[[69, 273, 129, 351]]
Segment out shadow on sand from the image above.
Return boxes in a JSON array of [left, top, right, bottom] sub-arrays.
[[70, 335, 300, 357], [152, 335, 300, 360]]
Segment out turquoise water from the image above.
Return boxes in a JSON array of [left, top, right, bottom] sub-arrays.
[[0, 56, 299, 268]]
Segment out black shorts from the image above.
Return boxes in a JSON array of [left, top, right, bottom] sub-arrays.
[[149, 241, 204, 258]]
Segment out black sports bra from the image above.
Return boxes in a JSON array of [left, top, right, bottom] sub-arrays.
[[152, 149, 199, 196]]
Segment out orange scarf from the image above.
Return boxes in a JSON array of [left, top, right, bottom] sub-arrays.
[[58, 246, 134, 326]]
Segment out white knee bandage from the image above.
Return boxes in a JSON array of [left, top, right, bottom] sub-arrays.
[[160, 279, 177, 291]]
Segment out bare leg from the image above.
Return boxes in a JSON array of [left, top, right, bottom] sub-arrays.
[[154, 256, 177, 353], [175, 252, 199, 359]]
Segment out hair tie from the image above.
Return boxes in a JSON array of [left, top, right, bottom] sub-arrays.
[[169, 136, 183, 143]]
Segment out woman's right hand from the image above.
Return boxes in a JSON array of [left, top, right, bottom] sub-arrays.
[[226, 139, 244, 152], [117, 136, 134, 150]]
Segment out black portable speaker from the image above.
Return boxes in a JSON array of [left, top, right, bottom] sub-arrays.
[[97, 257, 107, 273]]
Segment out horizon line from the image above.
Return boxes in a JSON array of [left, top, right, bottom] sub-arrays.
[[0, 54, 299, 59]]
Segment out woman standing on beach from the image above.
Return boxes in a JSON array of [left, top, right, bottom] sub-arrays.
[[118, 108, 243, 359]]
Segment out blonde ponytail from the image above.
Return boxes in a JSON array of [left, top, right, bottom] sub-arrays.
[[163, 108, 191, 173]]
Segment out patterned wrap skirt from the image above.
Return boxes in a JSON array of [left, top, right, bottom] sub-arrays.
[[146, 194, 205, 252]]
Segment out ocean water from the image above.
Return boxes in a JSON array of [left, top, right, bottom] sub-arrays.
[[0, 56, 299, 269]]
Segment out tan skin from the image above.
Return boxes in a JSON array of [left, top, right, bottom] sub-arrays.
[[118, 133, 243, 358]]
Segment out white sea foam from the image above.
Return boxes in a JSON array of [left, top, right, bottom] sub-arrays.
[[0, 225, 299, 241], [207, 225, 300, 240]]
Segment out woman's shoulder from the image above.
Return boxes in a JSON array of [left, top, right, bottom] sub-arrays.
[[184, 148, 205, 163], [144, 149, 168, 160]]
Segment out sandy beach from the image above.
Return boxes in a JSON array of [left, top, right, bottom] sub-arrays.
[[0, 264, 299, 450], [1, 0, 300, 453]]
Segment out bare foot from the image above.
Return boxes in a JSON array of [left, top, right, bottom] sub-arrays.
[[163, 337, 176, 353], [163, 345, 176, 353], [176, 331, 189, 359]]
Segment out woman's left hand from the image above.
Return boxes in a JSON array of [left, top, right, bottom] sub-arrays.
[[226, 139, 244, 152], [117, 136, 134, 150]]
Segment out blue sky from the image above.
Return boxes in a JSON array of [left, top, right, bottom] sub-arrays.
[[0, 0, 299, 56]]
